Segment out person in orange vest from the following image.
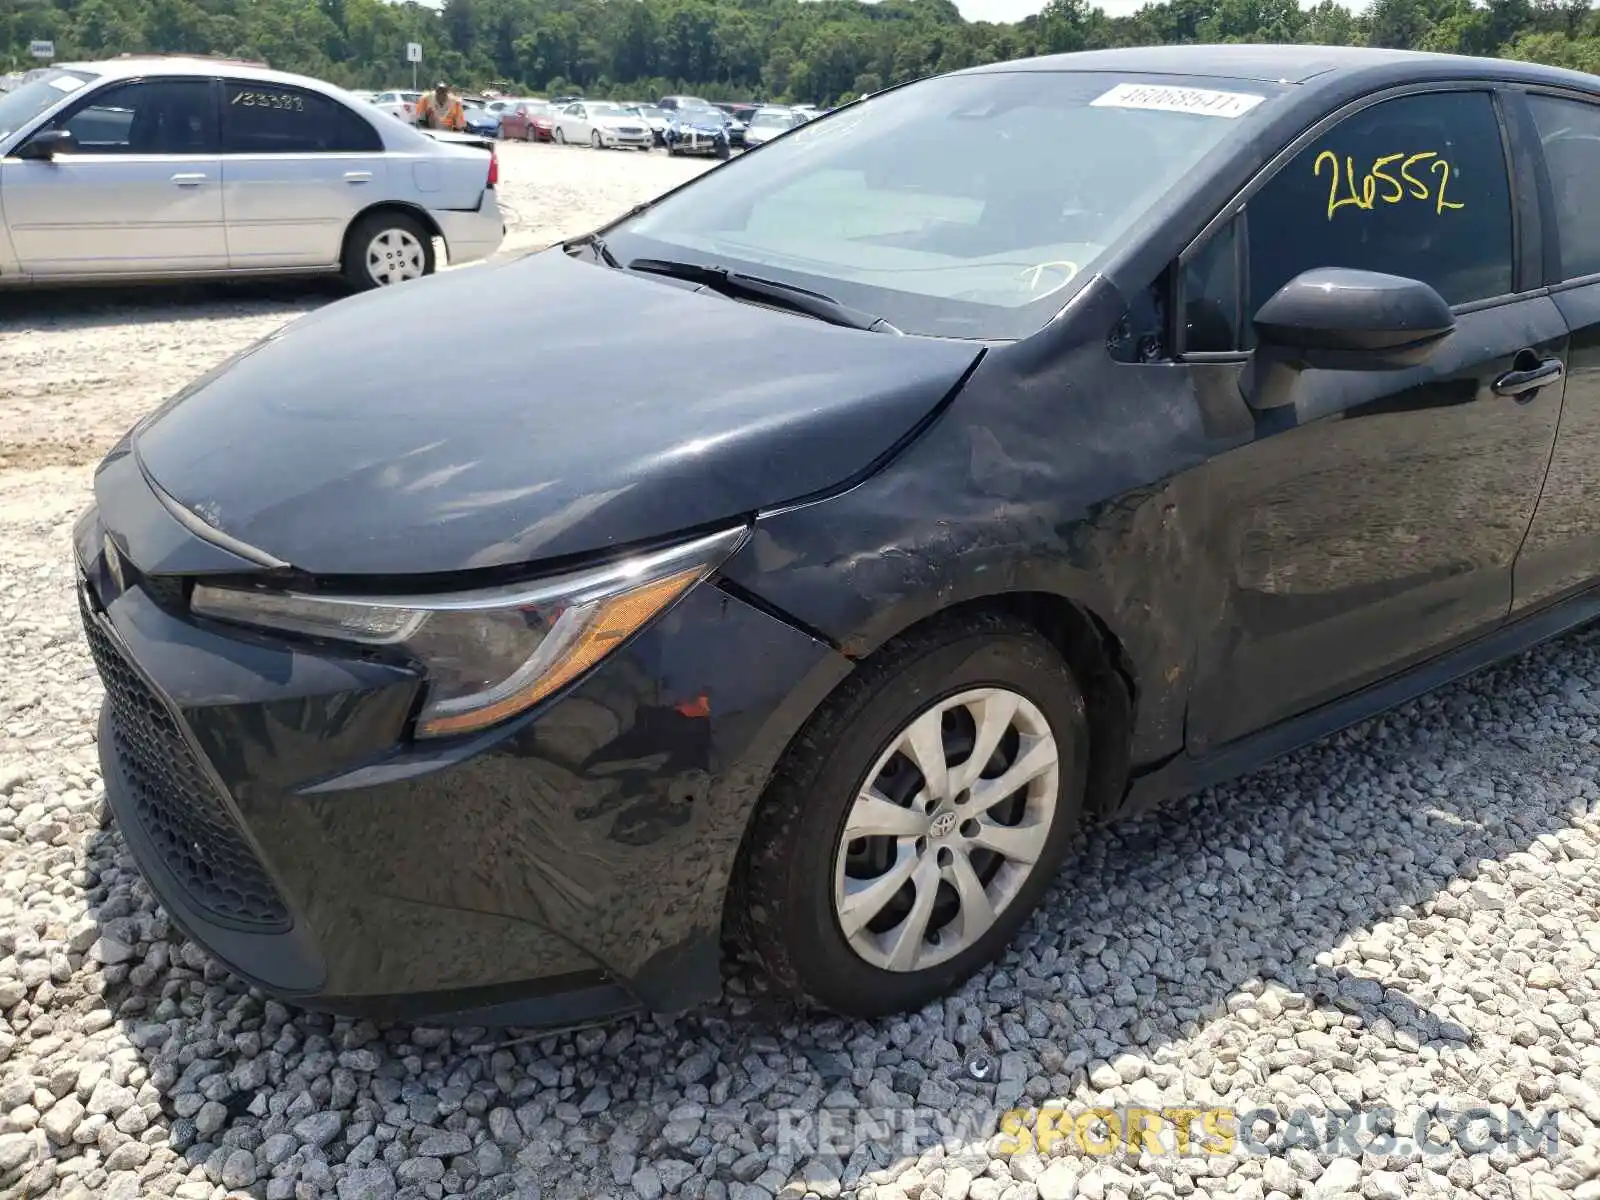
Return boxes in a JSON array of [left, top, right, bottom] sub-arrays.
[[415, 82, 466, 131]]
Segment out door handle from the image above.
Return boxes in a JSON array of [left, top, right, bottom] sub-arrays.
[[1493, 357, 1565, 399], [344, 171, 373, 184], [170, 172, 207, 186]]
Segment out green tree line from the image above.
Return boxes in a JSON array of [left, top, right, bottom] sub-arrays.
[[4, 0, 1599, 107]]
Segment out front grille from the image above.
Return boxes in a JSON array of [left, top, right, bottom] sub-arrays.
[[80, 593, 289, 930], [138, 575, 186, 610]]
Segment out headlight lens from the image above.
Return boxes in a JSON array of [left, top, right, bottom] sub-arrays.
[[191, 526, 747, 738]]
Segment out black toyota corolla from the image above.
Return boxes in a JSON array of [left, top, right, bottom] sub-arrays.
[[77, 44, 1600, 1026]]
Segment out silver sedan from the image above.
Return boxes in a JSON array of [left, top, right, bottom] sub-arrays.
[[0, 58, 505, 289]]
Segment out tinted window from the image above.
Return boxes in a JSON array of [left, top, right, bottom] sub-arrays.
[[53, 79, 215, 155], [1182, 216, 1241, 352], [223, 81, 381, 153], [1527, 94, 1600, 281], [1246, 91, 1514, 319]]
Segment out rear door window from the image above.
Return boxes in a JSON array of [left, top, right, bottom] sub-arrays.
[[1244, 90, 1515, 320], [1527, 93, 1600, 281], [222, 80, 382, 153]]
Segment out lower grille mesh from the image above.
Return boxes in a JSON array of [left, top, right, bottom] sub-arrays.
[[81, 594, 289, 929]]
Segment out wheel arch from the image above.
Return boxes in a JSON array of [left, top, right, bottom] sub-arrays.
[[841, 590, 1138, 826], [340, 201, 443, 259], [718, 585, 1138, 956]]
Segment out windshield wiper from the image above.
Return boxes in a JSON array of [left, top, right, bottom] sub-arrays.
[[625, 257, 902, 334], [564, 232, 619, 268], [564, 203, 655, 268]]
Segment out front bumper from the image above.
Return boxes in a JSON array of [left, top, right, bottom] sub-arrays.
[[667, 131, 729, 155], [598, 129, 652, 149], [433, 189, 505, 268], [75, 456, 851, 1024]]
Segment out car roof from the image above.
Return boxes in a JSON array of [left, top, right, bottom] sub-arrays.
[[57, 56, 356, 98], [961, 43, 1600, 91]]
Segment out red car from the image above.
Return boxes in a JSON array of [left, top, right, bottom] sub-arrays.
[[500, 99, 555, 142]]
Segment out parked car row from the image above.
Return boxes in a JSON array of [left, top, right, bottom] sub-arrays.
[[351, 83, 827, 153], [432, 91, 821, 158]]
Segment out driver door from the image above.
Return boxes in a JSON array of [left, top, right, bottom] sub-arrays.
[[1183, 87, 1566, 752], [2, 76, 226, 277]]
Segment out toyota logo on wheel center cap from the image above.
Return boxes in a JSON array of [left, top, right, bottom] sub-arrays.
[[930, 810, 958, 838]]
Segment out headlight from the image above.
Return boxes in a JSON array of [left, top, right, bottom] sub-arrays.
[[192, 526, 747, 738]]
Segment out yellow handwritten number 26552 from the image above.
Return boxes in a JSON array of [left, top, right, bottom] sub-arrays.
[[1314, 150, 1464, 220]]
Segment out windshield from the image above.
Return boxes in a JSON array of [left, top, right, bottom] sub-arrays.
[[0, 69, 93, 141], [678, 106, 724, 123], [587, 102, 623, 116], [750, 111, 793, 128], [615, 70, 1283, 339], [637, 106, 665, 120]]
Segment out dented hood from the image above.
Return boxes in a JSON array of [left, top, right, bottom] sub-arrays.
[[128, 251, 982, 577]]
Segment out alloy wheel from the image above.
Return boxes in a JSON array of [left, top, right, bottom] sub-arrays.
[[832, 687, 1059, 973], [365, 229, 425, 286]]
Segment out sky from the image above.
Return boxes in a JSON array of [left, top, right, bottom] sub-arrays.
[[955, 0, 1063, 18], [951, 0, 1362, 21]]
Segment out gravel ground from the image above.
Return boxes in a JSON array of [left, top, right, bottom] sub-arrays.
[[3, 141, 1600, 1200]]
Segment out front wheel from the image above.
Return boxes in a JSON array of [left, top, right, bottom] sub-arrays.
[[591, 130, 603, 150], [341, 210, 434, 291], [731, 613, 1088, 1017], [524, 126, 535, 142], [554, 127, 567, 145], [715, 141, 732, 161]]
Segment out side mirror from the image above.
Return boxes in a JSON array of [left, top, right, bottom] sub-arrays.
[[15, 129, 76, 160], [1241, 267, 1455, 410]]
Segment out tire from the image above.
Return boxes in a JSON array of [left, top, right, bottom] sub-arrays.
[[732, 612, 1088, 1018], [554, 127, 567, 145], [341, 210, 435, 291], [591, 130, 603, 150], [715, 141, 732, 161], [524, 127, 535, 142]]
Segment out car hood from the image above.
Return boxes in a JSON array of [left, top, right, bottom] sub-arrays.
[[127, 251, 983, 578]]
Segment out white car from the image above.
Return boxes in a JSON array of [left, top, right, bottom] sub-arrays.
[[372, 89, 422, 124], [552, 101, 652, 150], [0, 59, 504, 289], [632, 103, 671, 145], [743, 106, 805, 148]]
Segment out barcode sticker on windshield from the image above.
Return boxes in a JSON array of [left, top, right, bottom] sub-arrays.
[[48, 76, 84, 92], [1090, 83, 1264, 119]]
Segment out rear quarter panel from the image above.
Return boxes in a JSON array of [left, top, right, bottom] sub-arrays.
[[426, 144, 492, 209]]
